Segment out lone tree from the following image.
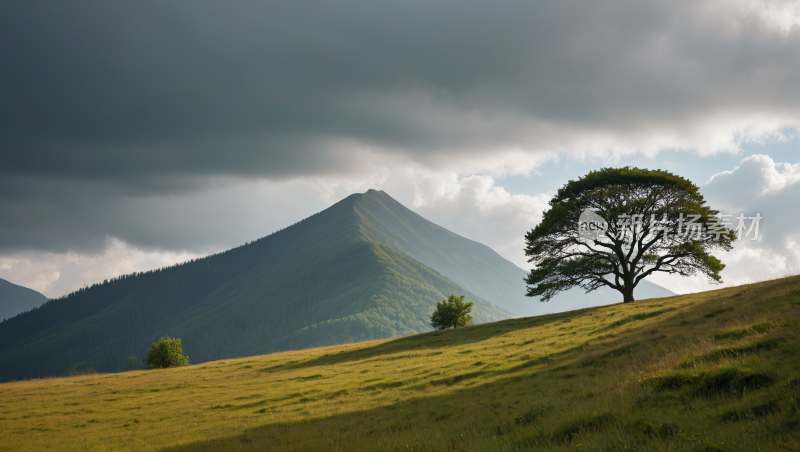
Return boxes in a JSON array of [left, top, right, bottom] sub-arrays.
[[143, 335, 190, 369], [430, 293, 474, 330], [524, 167, 736, 303]]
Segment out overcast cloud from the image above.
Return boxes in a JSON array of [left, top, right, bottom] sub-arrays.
[[1, 0, 799, 298]]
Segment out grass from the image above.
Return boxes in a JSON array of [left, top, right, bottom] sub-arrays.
[[1, 276, 799, 451]]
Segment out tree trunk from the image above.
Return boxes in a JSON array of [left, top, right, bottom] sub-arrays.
[[623, 285, 635, 303]]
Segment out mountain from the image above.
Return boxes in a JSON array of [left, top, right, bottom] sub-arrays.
[[0, 191, 511, 380], [0, 277, 48, 321]]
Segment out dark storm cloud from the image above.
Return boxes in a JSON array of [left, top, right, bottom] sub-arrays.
[[3, 0, 799, 168], [0, 174, 329, 254], [1, 0, 799, 253]]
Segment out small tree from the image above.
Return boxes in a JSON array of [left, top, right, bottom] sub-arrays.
[[430, 293, 474, 330], [143, 335, 189, 369]]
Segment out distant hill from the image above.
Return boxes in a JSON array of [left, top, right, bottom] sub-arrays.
[[0, 191, 510, 380], [0, 278, 48, 321]]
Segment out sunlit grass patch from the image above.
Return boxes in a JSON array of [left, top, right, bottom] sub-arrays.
[[714, 321, 772, 340]]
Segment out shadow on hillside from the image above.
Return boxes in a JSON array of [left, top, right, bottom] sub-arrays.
[[272, 307, 604, 372]]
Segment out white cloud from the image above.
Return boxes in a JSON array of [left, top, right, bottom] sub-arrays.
[[410, 174, 551, 270], [706, 154, 800, 208], [752, 0, 800, 35], [658, 153, 800, 292]]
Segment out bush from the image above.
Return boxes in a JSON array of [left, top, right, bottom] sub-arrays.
[[143, 335, 189, 369], [430, 293, 474, 330]]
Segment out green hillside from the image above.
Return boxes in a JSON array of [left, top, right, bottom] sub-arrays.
[[1, 275, 797, 451], [351, 191, 532, 313], [0, 192, 509, 380], [171, 241, 508, 360]]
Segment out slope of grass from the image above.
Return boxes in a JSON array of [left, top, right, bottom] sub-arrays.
[[1, 276, 799, 451]]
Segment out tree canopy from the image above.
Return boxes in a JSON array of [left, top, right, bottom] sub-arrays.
[[430, 293, 474, 330], [524, 167, 736, 303], [143, 335, 190, 369]]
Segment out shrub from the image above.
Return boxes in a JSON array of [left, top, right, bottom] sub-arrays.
[[143, 335, 189, 369], [430, 293, 473, 330]]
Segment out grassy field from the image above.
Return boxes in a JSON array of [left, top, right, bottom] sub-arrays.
[[1, 276, 799, 451]]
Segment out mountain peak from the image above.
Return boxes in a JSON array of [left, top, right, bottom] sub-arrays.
[[360, 189, 386, 200], [327, 190, 386, 211]]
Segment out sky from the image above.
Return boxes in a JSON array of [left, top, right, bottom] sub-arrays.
[[1, 0, 799, 299]]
